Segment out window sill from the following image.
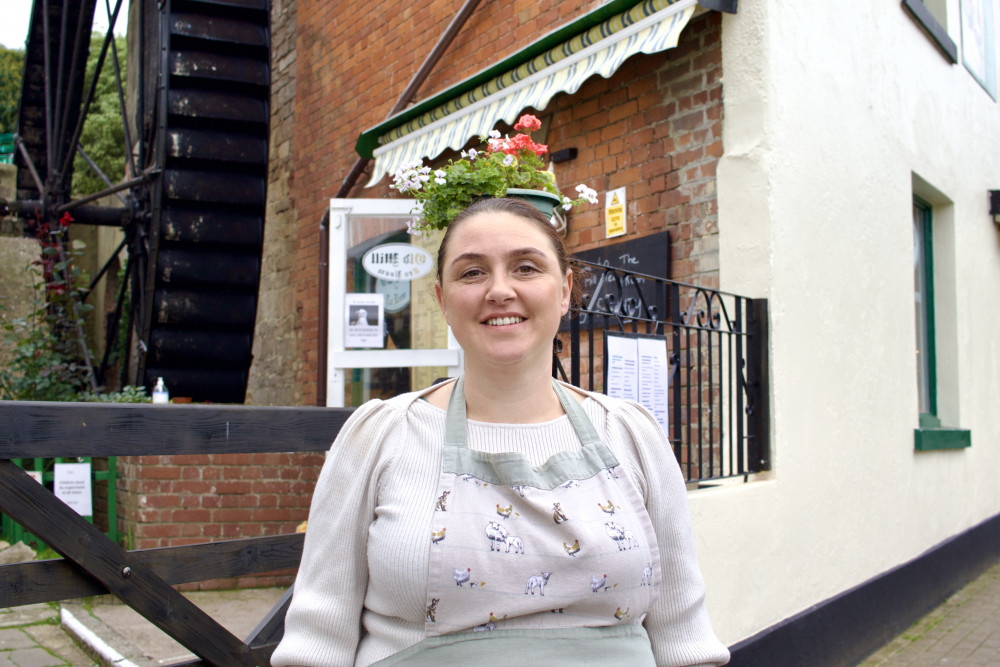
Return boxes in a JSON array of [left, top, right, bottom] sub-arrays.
[[914, 425, 971, 451], [901, 0, 958, 64]]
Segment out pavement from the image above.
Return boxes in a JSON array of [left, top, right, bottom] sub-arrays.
[[0, 588, 285, 666], [0, 560, 997, 666]]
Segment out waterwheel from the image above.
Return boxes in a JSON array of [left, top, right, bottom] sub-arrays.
[[9, 0, 271, 403]]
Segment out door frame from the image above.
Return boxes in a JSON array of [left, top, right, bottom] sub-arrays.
[[326, 198, 463, 407]]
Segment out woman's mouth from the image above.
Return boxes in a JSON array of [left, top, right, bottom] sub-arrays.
[[484, 316, 524, 326]]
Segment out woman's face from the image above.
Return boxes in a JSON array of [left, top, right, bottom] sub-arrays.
[[435, 211, 571, 371]]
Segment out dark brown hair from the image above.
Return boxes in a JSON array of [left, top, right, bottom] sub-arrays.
[[435, 197, 582, 305]]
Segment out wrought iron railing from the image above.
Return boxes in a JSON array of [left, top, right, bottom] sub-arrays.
[[553, 258, 769, 483]]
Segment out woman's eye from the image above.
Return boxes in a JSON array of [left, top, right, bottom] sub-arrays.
[[459, 268, 483, 279], [515, 264, 539, 274]]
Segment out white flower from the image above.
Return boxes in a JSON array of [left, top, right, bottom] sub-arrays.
[[489, 129, 501, 139], [433, 169, 447, 185], [502, 154, 515, 167], [434, 177, 446, 185], [406, 219, 426, 237], [575, 184, 599, 204], [467, 148, 478, 160], [460, 150, 468, 158], [562, 202, 573, 211]]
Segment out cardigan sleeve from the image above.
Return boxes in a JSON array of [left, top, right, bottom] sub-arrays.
[[605, 400, 730, 667], [271, 399, 400, 667]]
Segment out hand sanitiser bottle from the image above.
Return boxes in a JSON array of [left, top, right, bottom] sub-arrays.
[[152, 377, 170, 404]]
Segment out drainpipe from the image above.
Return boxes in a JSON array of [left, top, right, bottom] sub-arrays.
[[317, 0, 484, 405]]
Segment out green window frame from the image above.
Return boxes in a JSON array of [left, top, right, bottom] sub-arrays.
[[912, 197, 970, 451], [913, 199, 937, 423]]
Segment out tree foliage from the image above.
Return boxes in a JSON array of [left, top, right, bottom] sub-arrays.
[[72, 33, 128, 196], [0, 46, 25, 134]]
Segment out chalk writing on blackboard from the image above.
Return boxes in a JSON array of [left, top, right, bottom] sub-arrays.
[[567, 232, 670, 328]]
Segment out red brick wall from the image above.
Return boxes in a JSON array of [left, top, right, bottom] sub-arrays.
[[290, 0, 601, 407], [118, 452, 324, 589], [290, 6, 722, 405], [550, 11, 722, 289]]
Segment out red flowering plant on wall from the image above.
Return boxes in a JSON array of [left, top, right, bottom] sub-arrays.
[[391, 114, 598, 234]]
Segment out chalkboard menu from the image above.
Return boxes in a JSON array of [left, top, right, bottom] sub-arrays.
[[567, 231, 671, 327]]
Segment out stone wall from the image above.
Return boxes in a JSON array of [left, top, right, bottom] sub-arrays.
[[245, 0, 302, 407], [0, 164, 43, 376]]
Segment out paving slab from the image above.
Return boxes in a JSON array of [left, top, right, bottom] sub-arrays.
[[860, 558, 1000, 666], [61, 587, 286, 666]]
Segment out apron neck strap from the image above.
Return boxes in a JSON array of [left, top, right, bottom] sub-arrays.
[[445, 376, 601, 448]]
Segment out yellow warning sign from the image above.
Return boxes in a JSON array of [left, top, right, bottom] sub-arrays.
[[605, 187, 626, 238]]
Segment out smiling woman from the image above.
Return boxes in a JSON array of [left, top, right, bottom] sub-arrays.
[[432, 200, 572, 413], [272, 198, 730, 667]]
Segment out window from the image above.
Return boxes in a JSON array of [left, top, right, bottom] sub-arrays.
[[910, 189, 971, 450], [913, 200, 936, 419], [902, 0, 959, 63]]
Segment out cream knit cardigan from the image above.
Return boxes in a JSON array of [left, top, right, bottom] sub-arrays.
[[271, 383, 729, 667]]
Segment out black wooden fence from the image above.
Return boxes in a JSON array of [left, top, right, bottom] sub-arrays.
[[0, 402, 351, 666]]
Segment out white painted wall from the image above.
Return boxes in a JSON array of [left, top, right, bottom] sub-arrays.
[[705, 0, 1000, 644]]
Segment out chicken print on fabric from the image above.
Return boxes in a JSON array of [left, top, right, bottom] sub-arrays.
[[597, 499, 617, 515], [552, 502, 569, 524], [473, 612, 506, 631], [452, 567, 487, 588], [431, 527, 446, 545], [563, 539, 580, 557], [590, 574, 607, 593]]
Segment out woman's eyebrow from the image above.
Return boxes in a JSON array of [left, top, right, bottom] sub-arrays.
[[449, 247, 547, 268]]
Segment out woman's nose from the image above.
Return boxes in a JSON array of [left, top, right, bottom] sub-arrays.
[[485, 274, 515, 302]]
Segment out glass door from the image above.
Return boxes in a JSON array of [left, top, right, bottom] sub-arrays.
[[327, 198, 463, 407]]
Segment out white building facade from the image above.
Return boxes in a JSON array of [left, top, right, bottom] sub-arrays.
[[694, 0, 1000, 659]]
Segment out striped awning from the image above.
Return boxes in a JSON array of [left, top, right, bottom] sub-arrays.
[[358, 0, 699, 187]]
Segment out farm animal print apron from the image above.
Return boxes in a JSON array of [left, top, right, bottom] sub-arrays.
[[375, 377, 662, 665]]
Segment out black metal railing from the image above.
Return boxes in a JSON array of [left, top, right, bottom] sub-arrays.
[[554, 258, 769, 483]]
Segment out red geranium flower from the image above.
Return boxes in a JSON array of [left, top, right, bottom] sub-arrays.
[[514, 114, 542, 132]]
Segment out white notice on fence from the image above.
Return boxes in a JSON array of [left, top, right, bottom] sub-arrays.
[[54, 463, 92, 516], [606, 334, 638, 402], [637, 337, 670, 433]]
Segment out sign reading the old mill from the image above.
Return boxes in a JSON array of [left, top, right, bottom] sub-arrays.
[[362, 243, 434, 282]]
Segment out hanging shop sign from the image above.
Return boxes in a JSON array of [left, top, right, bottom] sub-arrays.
[[362, 243, 434, 282]]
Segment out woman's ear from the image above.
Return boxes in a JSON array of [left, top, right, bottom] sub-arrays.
[[561, 269, 572, 316], [435, 281, 447, 322]]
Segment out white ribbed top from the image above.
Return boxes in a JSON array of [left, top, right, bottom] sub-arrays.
[[271, 385, 730, 667]]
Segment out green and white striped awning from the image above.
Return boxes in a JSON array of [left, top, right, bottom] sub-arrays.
[[358, 0, 700, 187]]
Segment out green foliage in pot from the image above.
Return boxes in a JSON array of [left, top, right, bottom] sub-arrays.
[[391, 114, 598, 234]]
